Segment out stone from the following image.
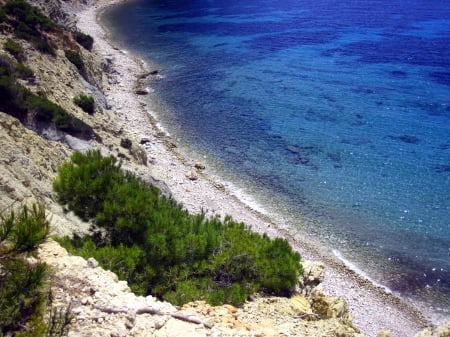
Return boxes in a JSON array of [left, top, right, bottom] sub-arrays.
[[414, 321, 450, 337], [134, 88, 148, 95], [185, 170, 199, 181], [130, 143, 148, 166], [289, 294, 312, 316], [194, 162, 206, 170], [87, 257, 99, 268], [310, 288, 349, 320], [298, 260, 325, 295]]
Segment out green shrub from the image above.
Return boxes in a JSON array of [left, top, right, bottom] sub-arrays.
[[0, 203, 49, 336], [10, 203, 50, 252], [0, 55, 95, 139], [73, 94, 94, 114], [4, 0, 56, 55], [4, 0, 54, 32], [15, 62, 34, 80], [0, 8, 6, 23], [55, 151, 303, 306], [22, 92, 95, 139], [34, 39, 56, 56], [64, 50, 84, 73], [4, 38, 24, 61], [74, 31, 93, 51]]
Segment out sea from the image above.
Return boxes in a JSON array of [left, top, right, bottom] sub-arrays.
[[102, 0, 450, 322]]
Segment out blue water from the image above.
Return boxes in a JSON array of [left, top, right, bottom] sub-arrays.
[[103, 0, 450, 319]]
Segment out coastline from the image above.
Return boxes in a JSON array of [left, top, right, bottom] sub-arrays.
[[76, 1, 434, 336]]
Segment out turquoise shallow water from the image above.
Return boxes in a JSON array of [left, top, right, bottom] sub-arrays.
[[103, 0, 450, 320]]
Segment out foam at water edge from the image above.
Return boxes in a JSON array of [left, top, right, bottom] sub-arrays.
[[226, 182, 269, 216], [146, 110, 170, 136], [332, 249, 393, 294]]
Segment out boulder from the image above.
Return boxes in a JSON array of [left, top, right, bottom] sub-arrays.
[[289, 294, 313, 316], [297, 260, 325, 295], [414, 321, 450, 337], [194, 162, 206, 170], [310, 288, 350, 321], [130, 143, 148, 166], [185, 170, 199, 181]]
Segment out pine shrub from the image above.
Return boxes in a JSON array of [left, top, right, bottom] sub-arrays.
[[0, 203, 68, 336], [73, 94, 95, 114], [64, 50, 84, 74], [3, 0, 56, 56], [74, 31, 94, 51], [4, 38, 24, 61], [0, 55, 95, 140], [0, 8, 6, 22], [55, 151, 303, 306]]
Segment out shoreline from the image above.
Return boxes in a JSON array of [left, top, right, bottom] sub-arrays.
[[77, 1, 434, 335]]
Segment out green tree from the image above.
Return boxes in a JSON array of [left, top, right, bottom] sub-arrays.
[[54, 151, 303, 306]]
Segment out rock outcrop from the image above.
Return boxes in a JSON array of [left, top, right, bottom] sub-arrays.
[[39, 241, 365, 337]]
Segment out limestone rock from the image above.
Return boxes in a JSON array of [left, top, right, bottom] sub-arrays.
[[310, 288, 350, 321], [195, 162, 206, 170], [130, 143, 148, 166], [414, 321, 450, 337], [298, 260, 325, 295], [87, 257, 99, 268], [186, 170, 199, 181]]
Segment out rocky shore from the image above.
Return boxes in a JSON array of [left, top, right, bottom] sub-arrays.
[[1, 0, 448, 336]]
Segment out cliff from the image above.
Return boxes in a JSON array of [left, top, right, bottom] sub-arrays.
[[0, 0, 448, 336]]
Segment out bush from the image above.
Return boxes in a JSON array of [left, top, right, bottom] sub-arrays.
[[3, 0, 56, 55], [0, 55, 95, 140], [10, 203, 50, 252], [74, 31, 93, 51], [64, 50, 84, 73], [0, 203, 49, 336], [4, 0, 54, 32], [4, 38, 24, 61], [15, 62, 34, 80], [0, 8, 6, 23], [55, 151, 303, 306], [73, 94, 94, 114]]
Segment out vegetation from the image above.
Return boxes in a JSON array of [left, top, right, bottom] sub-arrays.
[[64, 50, 84, 74], [0, 8, 6, 23], [2, 0, 56, 55], [4, 38, 24, 61], [73, 94, 95, 114], [54, 151, 302, 306], [0, 203, 71, 336], [74, 31, 93, 51], [0, 55, 96, 140]]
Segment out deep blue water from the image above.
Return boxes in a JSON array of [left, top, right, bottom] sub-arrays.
[[103, 0, 450, 319]]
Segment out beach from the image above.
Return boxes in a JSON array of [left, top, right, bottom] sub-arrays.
[[75, 1, 434, 335]]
